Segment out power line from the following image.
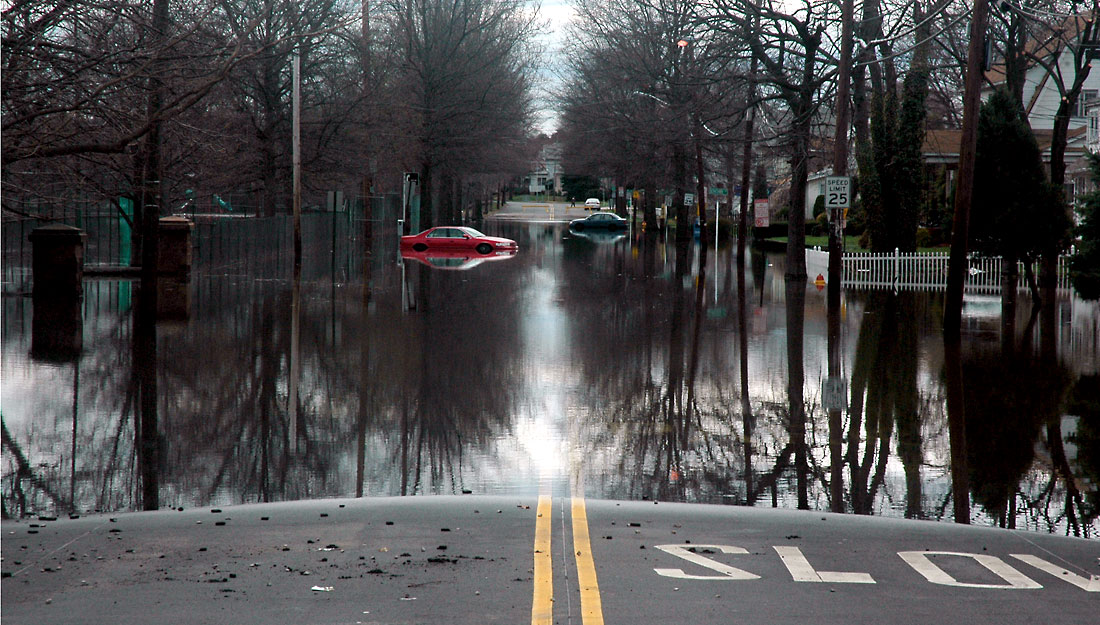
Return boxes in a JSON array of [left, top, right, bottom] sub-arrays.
[[854, 6, 974, 68]]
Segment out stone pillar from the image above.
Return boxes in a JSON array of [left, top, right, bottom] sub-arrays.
[[157, 276, 190, 321], [29, 224, 86, 297], [29, 224, 86, 361], [157, 216, 193, 275], [156, 217, 192, 320]]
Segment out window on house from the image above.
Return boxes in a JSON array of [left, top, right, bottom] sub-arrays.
[[1090, 113, 1100, 148], [1076, 89, 1098, 117]]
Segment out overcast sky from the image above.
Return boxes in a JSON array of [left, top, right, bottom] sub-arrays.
[[532, 0, 575, 134]]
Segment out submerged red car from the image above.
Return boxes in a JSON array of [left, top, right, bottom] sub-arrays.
[[400, 248, 517, 270], [400, 226, 518, 255]]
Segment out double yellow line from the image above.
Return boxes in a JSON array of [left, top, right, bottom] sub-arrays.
[[531, 496, 605, 625]]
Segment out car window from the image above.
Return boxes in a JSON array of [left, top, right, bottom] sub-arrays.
[[427, 229, 446, 238]]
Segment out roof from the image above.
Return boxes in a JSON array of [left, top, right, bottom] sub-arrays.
[[922, 126, 1088, 164]]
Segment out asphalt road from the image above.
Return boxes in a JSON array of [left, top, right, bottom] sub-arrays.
[[3, 496, 1097, 624], [4, 200, 1097, 623], [489, 200, 613, 223]]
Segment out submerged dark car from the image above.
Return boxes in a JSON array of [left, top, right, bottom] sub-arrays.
[[568, 212, 628, 231]]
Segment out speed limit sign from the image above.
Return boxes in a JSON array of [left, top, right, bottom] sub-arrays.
[[825, 176, 851, 209]]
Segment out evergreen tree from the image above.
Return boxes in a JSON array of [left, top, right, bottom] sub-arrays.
[[894, 65, 929, 252], [972, 89, 1071, 279], [857, 66, 928, 253], [753, 162, 769, 199]]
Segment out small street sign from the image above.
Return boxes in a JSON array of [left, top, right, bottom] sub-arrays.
[[754, 198, 769, 228], [709, 187, 729, 196], [684, 192, 695, 206]]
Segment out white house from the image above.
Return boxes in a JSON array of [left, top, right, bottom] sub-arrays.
[[525, 142, 562, 195], [982, 15, 1100, 202]]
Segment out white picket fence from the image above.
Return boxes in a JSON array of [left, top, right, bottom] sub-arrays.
[[805, 248, 1073, 292]]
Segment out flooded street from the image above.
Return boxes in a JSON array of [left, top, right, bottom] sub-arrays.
[[2, 214, 1098, 536]]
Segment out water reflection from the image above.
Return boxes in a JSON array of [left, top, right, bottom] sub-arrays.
[[1, 218, 1096, 536]]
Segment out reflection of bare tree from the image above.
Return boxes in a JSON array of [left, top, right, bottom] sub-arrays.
[[785, 277, 809, 509], [135, 275, 160, 511], [847, 291, 922, 517], [737, 244, 754, 499], [566, 236, 738, 502], [1, 419, 66, 517], [382, 258, 525, 494], [2, 281, 142, 516]]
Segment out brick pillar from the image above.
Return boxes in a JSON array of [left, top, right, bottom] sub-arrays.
[[29, 224, 86, 361], [157, 216, 193, 275]]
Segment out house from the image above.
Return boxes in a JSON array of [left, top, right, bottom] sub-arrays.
[[919, 126, 1089, 225], [525, 142, 563, 195], [981, 14, 1100, 202]]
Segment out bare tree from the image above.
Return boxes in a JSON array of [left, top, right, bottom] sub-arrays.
[[380, 0, 540, 229], [560, 0, 749, 238], [706, 0, 841, 278]]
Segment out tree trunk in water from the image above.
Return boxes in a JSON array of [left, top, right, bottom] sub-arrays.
[[945, 0, 991, 340], [420, 161, 433, 232], [644, 180, 658, 231], [674, 143, 689, 241], [786, 33, 819, 280]]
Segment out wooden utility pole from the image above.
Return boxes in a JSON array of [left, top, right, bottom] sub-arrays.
[[944, 0, 991, 340], [361, 0, 374, 269], [943, 0, 990, 527], [292, 51, 302, 270], [826, 0, 854, 515]]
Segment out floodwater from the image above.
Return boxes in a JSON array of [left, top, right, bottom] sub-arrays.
[[2, 215, 1098, 536]]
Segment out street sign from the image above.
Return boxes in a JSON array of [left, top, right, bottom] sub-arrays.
[[825, 176, 851, 209], [709, 187, 729, 196], [822, 377, 848, 412], [754, 198, 769, 228], [684, 192, 695, 206]]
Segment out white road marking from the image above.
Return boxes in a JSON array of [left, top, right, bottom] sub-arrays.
[[898, 551, 1042, 589], [654, 544, 761, 580], [1011, 554, 1100, 592], [773, 546, 875, 583]]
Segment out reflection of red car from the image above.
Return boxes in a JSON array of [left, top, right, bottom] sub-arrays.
[[400, 248, 517, 270], [400, 226, 518, 255]]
